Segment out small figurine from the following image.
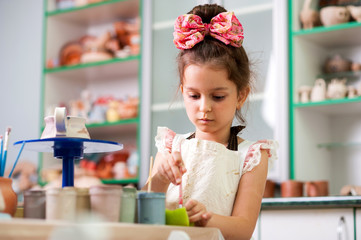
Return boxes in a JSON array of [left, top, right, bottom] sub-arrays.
[[347, 85, 357, 98], [347, 5, 361, 22], [311, 78, 327, 102], [327, 78, 348, 99], [300, 0, 320, 29], [298, 85, 312, 103]]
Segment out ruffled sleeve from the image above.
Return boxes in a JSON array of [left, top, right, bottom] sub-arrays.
[[154, 127, 177, 153], [242, 140, 278, 175]]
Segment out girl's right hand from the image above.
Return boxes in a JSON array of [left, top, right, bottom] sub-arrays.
[[153, 151, 186, 185]]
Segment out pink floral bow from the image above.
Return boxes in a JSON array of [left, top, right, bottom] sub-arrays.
[[173, 11, 244, 50]]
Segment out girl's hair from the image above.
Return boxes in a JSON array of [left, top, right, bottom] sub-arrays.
[[176, 4, 252, 125]]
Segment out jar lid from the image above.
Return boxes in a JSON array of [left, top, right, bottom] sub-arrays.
[[24, 190, 45, 196], [137, 192, 165, 199], [89, 185, 122, 195], [123, 187, 137, 193], [46, 188, 62, 195]]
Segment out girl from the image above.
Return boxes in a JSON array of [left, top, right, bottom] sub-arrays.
[[143, 4, 278, 240]]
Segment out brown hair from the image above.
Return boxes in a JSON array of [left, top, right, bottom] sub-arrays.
[[176, 4, 252, 125]]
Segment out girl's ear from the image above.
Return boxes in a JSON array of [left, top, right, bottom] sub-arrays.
[[237, 87, 250, 110]]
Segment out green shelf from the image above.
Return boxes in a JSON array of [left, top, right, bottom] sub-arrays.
[[293, 21, 361, 36], [101, 177, 138, 185], [293, 97, 361, 108], [86, 117, 139, 128], [44, 55, 140, 74], [316, 70, 361, 81], [46, 0, 126, 16]]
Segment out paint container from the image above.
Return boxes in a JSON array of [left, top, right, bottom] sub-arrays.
[[119, 187, 137, 223], [75, 188, 91, 218], [89, 185, 122, 222], [137, 192, 165, 225], [46, 187, 76, 221], [23, 190, 46, 219]]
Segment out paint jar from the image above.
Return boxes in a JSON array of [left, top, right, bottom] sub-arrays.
[[137, 192, 165, 225], [46, 187, 76, 221], [23, 190, 46, 219], [75, 188, 91, 218], [119, 187, 137, 223], [89, 185, 122, 222]]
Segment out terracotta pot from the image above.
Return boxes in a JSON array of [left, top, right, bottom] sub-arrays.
[[305, 181, 329, 197], [0, 177, 18, 216], [263, 180, 276, 198], [281, 180, 304, 197]]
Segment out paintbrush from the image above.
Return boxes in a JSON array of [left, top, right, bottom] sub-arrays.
[[0, 135, 3, 176], [147, 156, 154, 192], [1, 127, 11, 177]]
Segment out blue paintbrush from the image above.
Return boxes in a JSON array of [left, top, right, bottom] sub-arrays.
[[1, 127, 11, 177]]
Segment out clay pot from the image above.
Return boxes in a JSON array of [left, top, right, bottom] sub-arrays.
[[305, 181, 329, 197], [0, 177, 18, 216], [263, 180, 276, 198], [324, 55, 351, 73], [327, 78, 348, 99], [281, 180, 304, 197], [23, 190, 46, 219], [320, 6, 350, 26]]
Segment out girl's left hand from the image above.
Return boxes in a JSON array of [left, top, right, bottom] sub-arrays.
[[185, 199, 212, 227]]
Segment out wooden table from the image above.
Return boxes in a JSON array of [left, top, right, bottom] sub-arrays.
[[0, 218, 224, 240]]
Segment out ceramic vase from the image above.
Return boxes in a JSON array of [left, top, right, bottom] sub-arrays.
[[311, 78, 327, 102], [0, 177, 18, 216]]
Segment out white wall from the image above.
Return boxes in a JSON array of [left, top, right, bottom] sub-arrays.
[[0, 0, 43, 171]]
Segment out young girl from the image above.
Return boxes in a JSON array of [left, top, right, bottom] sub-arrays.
[[143, 4, 278, 240]]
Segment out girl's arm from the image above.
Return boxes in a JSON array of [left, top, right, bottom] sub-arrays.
[[189, 149, 269, 240], [141, 151, 186, 192]]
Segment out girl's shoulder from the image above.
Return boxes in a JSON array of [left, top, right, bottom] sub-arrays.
[[155, 126, 191, 153], [237, 138, 279, 175]]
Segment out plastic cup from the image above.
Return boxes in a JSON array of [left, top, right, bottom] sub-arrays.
[[119, 187, 137, 223]]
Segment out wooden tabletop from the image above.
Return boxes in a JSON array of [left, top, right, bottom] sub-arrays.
[[0, 218, 224, 240]]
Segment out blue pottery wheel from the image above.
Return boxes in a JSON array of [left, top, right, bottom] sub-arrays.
[[14, 138, 123, 187]]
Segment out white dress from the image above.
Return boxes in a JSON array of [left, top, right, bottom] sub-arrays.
[[155, 127, 278, 216]]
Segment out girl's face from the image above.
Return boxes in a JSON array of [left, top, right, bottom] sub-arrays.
[[181, 64, 248, 140]]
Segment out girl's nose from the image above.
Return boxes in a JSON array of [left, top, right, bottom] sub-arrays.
[[199, 97, 212, 113]]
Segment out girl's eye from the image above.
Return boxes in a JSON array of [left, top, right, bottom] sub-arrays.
[[213, 95, 225, 101], [188, 94, 200, 99]]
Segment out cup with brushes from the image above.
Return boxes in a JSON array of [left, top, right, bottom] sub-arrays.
[[146, 155, 191, 226]]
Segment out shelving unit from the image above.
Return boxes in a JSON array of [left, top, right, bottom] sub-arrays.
[[289, 0, 361, 194], [40, 0, 142, 186]]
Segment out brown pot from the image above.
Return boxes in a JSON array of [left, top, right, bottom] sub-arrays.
[[281, 180, 304, 197], [0, 177, 18, 216], [305, 181, 329, 197], [263, 180, 276, 198]]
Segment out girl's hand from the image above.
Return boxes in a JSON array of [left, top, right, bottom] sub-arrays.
[[185, 199, 212, 227], [153, 151, 186, 185]]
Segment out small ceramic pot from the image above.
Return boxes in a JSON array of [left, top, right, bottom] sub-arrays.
[[305, 181, 329, 197], [119, 187, 137, 223], [23, 190, 46, 219], [320, 6, 350, 26], [0, 177, 17, 216], [263, 180, 276, 198], [137, 192, 166, 225], [90, 185, 122, 222], [281, 180, 304, 197]]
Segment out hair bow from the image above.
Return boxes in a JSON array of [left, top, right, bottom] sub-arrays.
[[173, 11, 244, 50]]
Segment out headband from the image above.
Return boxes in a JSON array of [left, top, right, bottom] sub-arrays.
[[173, 11, 244, 50]]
